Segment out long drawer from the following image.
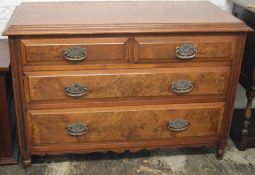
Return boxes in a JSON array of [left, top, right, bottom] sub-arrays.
[[27, 102, 225, 146], [24, 66, 230, 102]]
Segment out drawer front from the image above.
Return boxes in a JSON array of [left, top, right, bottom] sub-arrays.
[[25, 67, 230, 102], [21, 37, 129, 64], [133, 35, 236, 63], [27, 102, 225, 146]]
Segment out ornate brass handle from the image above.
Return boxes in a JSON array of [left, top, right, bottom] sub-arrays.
[[168, 119, 189, 132], [63, 46, 87, 61], [171, 80, 193, 94], [176, 43, 197, 60], [65, 82, 88, 97], [67, 122, 88, 136]]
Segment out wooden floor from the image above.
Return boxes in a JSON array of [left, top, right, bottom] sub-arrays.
[[0, 139, 254, 175]]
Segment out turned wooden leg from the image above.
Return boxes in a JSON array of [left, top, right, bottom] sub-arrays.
[[216, 142, 225, 160], [22, 159, 32, 171], [238, 90, 254, 150]]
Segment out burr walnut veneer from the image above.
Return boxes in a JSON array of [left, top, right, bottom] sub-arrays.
[[2, 1, 251, 167]]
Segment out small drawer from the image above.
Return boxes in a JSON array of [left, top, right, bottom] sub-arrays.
[[20, 37, 129, 64], [24, 66, 230, 102], [27, 102, 225, 146], [133, 35, 236, 63]]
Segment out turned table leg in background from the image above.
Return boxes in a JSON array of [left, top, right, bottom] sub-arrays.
[[238, 89, 255, 150]]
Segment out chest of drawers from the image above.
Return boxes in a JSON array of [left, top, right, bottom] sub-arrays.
[[2, 1, 251, 168]]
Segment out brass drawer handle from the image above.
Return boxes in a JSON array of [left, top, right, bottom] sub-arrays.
[[67, 122, 88, 136], [171, 80, 193, 94], [176, 43, 197, 60], [65, 82, 88, 97], [63, 46, 87, 61], [168, 119, 189, 132]]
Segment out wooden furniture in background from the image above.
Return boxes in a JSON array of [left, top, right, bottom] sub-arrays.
[[2, 1, 250, 168], [230, 2, 255, 150], [0, 39, 17, 164]]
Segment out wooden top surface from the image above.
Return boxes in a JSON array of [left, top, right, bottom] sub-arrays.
[[2, 1, 251, 36], [0, 40, 10, 72]]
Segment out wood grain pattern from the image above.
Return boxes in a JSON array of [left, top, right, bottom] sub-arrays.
[[3, 1, 250, 167], [217, 33, 247, 159], [2, 1, 251, 36], [25, 67, 230, 102], [20, 35, 236, 65], [30, 136, 219, 155], [26, 95, 226, 111], [133, 35, 235, 63], [23, 61, 232, 72], [27, 102, 224, 146], [8, 38, 31, 167], [20, 38, 129, 64]]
